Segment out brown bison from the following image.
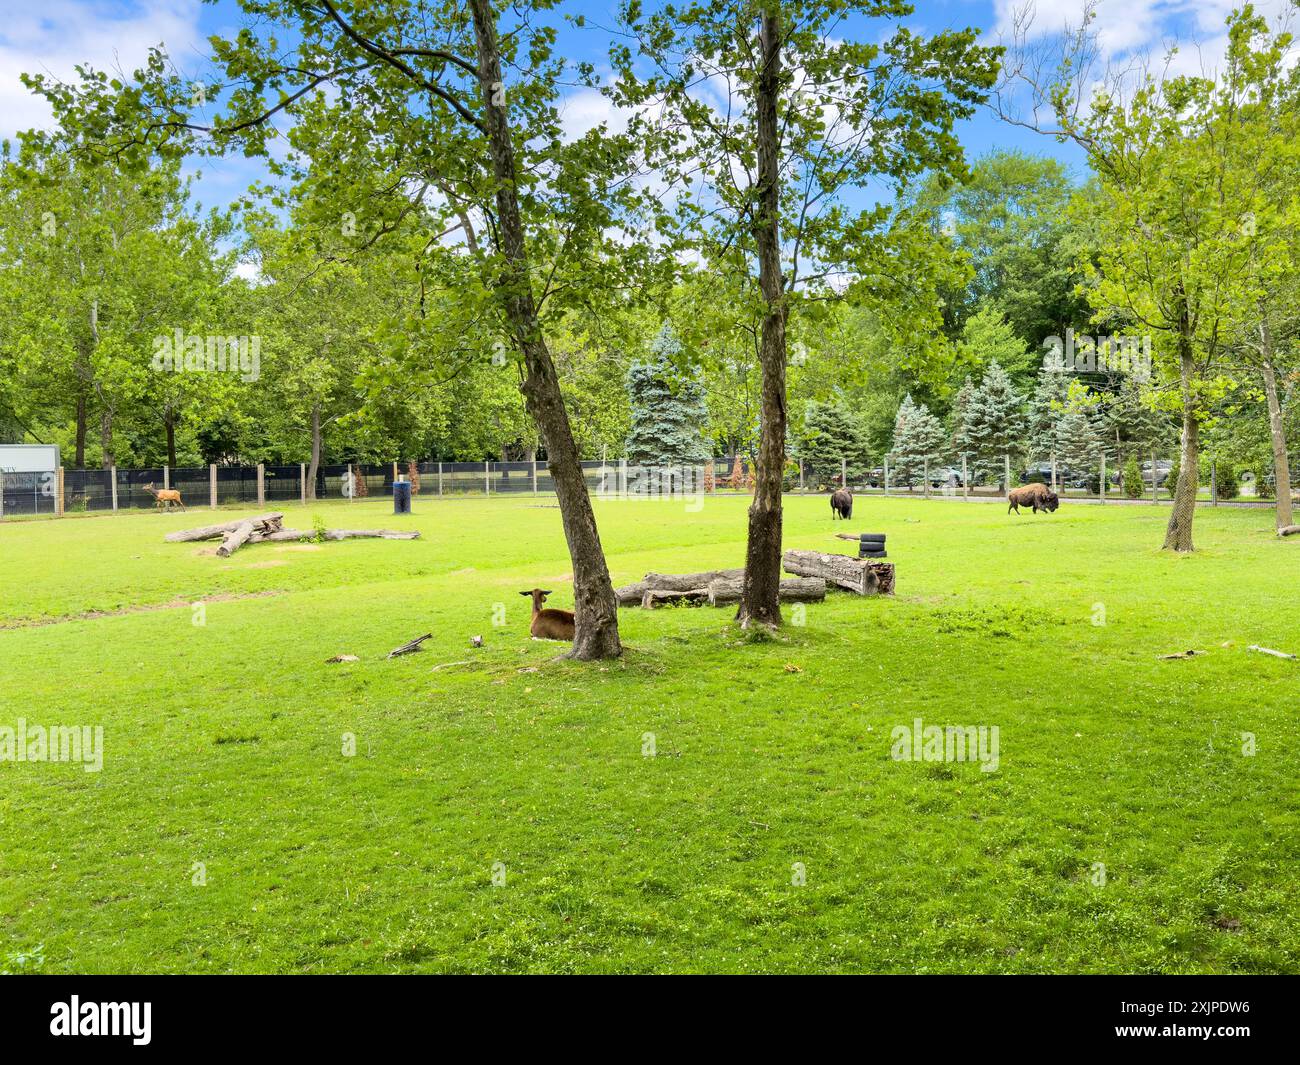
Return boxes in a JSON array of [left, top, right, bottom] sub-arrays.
[[830, 487, 853, 520], [1007, 482, 1059, 515]]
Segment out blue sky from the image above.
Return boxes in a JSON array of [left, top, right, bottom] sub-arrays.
[[0, 0, 1281, 213]]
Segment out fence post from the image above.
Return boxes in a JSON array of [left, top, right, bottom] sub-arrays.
[[841, 455, 847, 488], [962, 454, 969, 501], [1100, 455, 1106, 503], [163, 464, 170, 491], [620, 456, 628, 497], [1051, 453, 1058, 494], [1004, 454, 1011, 497], [56, 467, 65, 517], [111, 466, 119, 513], [532, 457, 538, 495], [601, 445, 608, 497], [923, 458, 930, 500], [484, 460, 490, 495], [347, 463, 354, 503], [299, 463, 306, 505], [1211, 459, 1218, 506], [209, 464, 217, 509], [883, 457, 890, 497], [1151, 449, 1157, 504], [257, 463, 265, 506], [437, 462, 443, 496], [799, 458, 804, 492]]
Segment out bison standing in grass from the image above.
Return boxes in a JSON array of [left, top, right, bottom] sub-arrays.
[[1007, 482, 1059, 515], [830, 487, 853, 520]]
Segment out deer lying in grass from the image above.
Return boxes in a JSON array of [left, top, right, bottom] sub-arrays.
[[144, 483, 185, 511], [520, 588, 575, 641]]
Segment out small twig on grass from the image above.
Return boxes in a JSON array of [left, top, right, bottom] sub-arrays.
[[1248, 644, 1296, 660], [388, 634, 433, 658]]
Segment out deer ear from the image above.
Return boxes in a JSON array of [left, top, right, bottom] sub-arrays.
[[519, 590, 531, 596], [541, 590, 552, 595]]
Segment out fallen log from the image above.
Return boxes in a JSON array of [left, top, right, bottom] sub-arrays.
[[388, 633, 433, 658], [251, 527, 422, 544], [642, 588, 710, 608], [164, 513, 284, 542], [1278, 525, 1300, 537], [616, 568, 744, 605], [217, 520, 257, 558], [706, 577, 825, 606], [782, 549, 894, 596]]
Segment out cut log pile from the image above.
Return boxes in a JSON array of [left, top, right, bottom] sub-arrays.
[[782, 549, 894, 596], [615, 549, 894, 610], [165, 513, 419, 559]]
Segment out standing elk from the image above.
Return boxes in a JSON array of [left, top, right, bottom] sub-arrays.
[[519, 588, 575, 641], [144, 483, 185, 511]]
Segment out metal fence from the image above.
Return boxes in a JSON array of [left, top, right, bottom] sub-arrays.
[[0, 450, 1276, 519]]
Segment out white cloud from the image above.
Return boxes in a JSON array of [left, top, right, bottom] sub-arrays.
[[0, 0, 206, 139]]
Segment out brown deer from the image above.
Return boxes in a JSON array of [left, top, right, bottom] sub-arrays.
[[143, 483, 185, 511], [519, 588, 575, 641]]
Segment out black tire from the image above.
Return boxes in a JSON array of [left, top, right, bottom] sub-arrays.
[[859, 549, 888, 559]]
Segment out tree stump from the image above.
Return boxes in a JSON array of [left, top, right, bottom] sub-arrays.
[[782, 549, 894, 595]]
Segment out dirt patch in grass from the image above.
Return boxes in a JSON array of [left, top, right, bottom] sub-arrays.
[[274, 544, 322, 552], [241, 560, 288, 569], [0, 590, 284, 630]]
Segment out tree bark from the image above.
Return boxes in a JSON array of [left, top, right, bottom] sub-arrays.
[[1260, 354, 1293, 529], [165, 408, 177, 470], [737, 6, 788, 630], [1163, 338, 1199, 552], [469, 0, 620, 660], [99, 406, 114, 470], [164, 514, 284, 542], [74, 390, 87, 468], [307, 402, 322, 501]]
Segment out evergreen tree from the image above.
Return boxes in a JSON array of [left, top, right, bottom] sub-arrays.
[[624, 326, 710, 467], [891, 394, 947, 488], [1054, 391, 1105, 471], [1027, 350, 1072, 461], [799, 401, 871, 487], [953, 360, 1028, 485]]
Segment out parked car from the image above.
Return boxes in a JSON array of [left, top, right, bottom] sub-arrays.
[[928, 466, 964, 488], [1140, 460, 1173, 487]]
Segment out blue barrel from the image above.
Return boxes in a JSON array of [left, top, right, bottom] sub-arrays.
[[393, 479, 412, 514]]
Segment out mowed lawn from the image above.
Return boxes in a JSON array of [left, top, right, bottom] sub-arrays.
[[1, 493, 1296, 974]]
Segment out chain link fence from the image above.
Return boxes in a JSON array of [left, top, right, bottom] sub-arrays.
[[2, 450, 1280, 520]]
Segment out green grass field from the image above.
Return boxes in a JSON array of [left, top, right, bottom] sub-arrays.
[[1, 494, 1296, 973]]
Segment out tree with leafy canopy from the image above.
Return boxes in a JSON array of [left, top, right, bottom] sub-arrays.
[[995, 3, 1289, 549], [610, 0, 1000, 628], [30, 0, 668, 658], [889, 394, 946, 488]]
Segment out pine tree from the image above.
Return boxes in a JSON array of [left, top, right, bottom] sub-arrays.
[[1054, 397, 1104, 471], [799, 401, 871, 487], [624, 325, 710, 467], [891, 395, 946, 488], [953, 360, 1028, 485], [1027, 351, 1072, 461]]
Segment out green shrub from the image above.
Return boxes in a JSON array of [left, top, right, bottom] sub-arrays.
[[1166, 456, 1180, 498], [1123, 455, 1143, 498], [1254, 474, 1274, 500], [311, 514, 328, 543]]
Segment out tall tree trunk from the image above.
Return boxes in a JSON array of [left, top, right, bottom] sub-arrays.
[[1259, 348, 1293, 530], [1163, 338, 1199, 552], [469, 0, 620, 660], [737, 6, 787, 630], [307, 402, 322, 501], [74, 389, 87, 468], [165, 409, 177, 469], [99, 406, 115, 470]]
